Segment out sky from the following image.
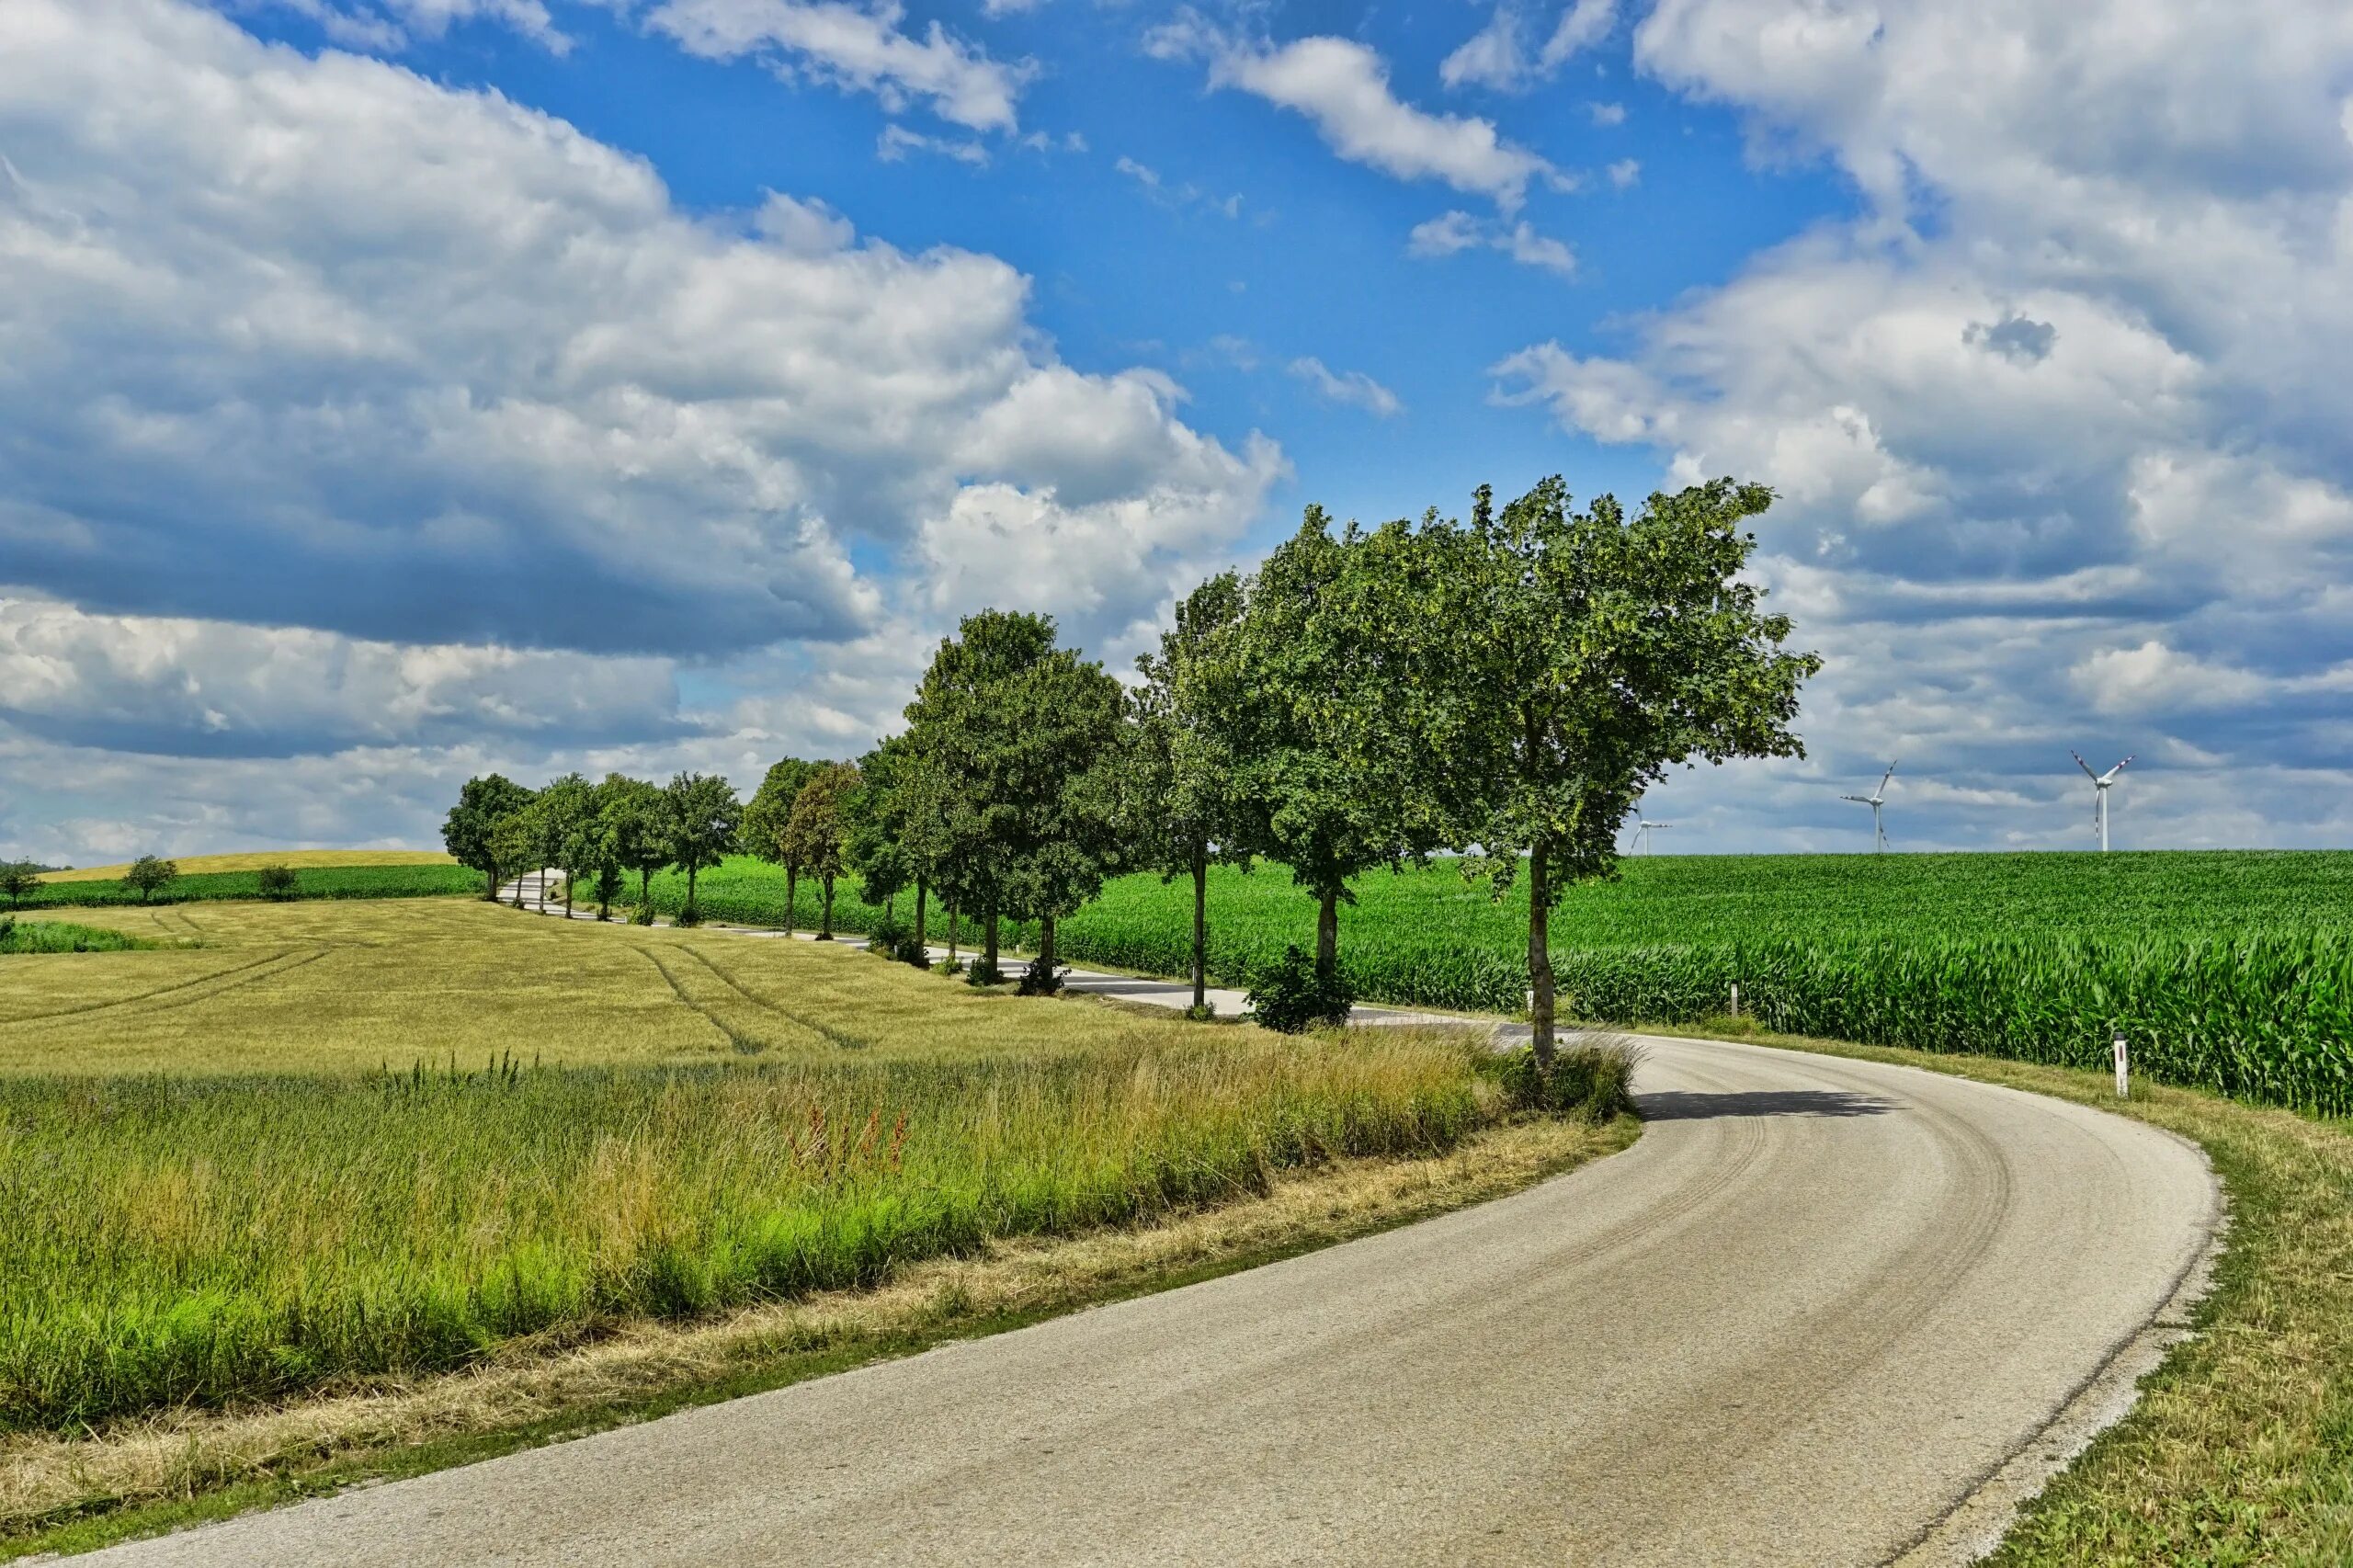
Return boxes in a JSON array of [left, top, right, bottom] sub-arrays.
[[3, 0, 2351, 863]]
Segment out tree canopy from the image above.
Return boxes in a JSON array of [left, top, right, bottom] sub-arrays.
[[661, 772, 741, 921], [442, 774, 535, 901]]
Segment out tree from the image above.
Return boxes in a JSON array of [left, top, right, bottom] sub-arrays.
[[782, 762, 860, 939], [1222, 508, 1444, 1008], [1413, 477, 1820, 1069], [442, 774, 536, 900], [598, 774, 668, 920], [256, 864, 299, 902], [662, 772, 740, 924], [537, 773, 597, 918], [902, 610, 1124, 985], [1128, 572, 1252, 1012], [492, 806, 541, 909], [0, 861, 38, 910], [847, 732, 950, 953], [741, 756, 823, 933], [123, 855, 177, 904]]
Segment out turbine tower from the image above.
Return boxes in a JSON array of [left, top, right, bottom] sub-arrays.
[[1839, 760, 1897, 852], [2073, 752, 2134, 852], [1631, 818, 1676, 856]]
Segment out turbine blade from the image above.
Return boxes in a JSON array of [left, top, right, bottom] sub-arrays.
[[1879, 761, 1898, 793], [2072, 750, 2097, 780]]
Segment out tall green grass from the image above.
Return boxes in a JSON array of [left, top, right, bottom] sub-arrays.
[[0, 1035, 1496, 1430], [18, 864, 483, 909], [0, 919, 153, 954]]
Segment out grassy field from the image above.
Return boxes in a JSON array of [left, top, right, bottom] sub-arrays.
[[12, 862, 483, 911], [38, 850, 456, 884], [606, 850, 2353, 1113], [0, 899, 1572, 1441]]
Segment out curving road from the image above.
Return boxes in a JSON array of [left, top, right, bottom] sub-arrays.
[[92, 1033, 2217, 1567]]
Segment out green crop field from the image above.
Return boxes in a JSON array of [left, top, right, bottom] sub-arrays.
[[605, 850, 2353, 1114], [12, 861, 483, 910], [0, 899, 1526, 1434]]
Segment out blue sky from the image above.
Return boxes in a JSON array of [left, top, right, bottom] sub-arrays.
[[4, 0, 2351, 862]]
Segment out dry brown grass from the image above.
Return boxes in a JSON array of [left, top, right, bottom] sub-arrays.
[[39, 850, 454, 884], [0, 897, 1291, 1074], [0, 1114, 1631, 1550]]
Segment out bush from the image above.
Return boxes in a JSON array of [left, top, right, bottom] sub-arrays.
[[935, 955, 964, 977], [1245, 945, 1356, 1034], [866, 912, 907, 955], [631, 904, 656, 926], [892, 928, 930, 967], [1185, 1000, 1219, 1023], [256, 865, 300, 902], [673, 904, 702, 928], [966, 957, 1006, 987], [1488, 1037, 1640, 1121], [1016, 960, 1070, 997]]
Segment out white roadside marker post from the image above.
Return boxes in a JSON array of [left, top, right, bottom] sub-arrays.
[[2113, 1031, 2130, 1099], [1730, 982, 1740, 1020]]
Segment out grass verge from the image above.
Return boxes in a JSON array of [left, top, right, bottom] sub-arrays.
[[0, 1112, 1633, 1559], [1646, 1016, 2353, 1567]]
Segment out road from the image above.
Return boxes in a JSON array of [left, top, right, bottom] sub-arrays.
[[91, 1018, 2218, 1567]]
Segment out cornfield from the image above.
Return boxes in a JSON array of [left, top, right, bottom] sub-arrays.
[[611, 851, 2353, 1112]]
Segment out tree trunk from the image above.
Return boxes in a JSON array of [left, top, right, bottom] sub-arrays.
[[563, 873, 574, 918], [1038, 912, 1058, 983], [946, 897, 958, 962], [819, 874, 835, 939], [1191, 843, 1209, 1012], [686, 865, 698, 917], [638, 867, 651, 911], [983, 908, 1000, 977], [512, 868, 525, 909], [784, 865, 797, 936], [915, 877, 928, 952], [484, 860, 501, 902], [1528, 841, 1556, 1071], [1315, 886, 1339, 987]]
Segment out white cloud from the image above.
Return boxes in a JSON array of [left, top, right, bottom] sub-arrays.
[[0, 0, 1288, 858], [1151, 19, 1556, 210], [1589, 101, 1627, 126], [1287, 358, 1404, 417], [256, 0, 566, 51], [647, 0, 1031, 132], [1115, 154, 1243, 218], [1486, 0, 2353, 847], [2, 0, 1272, 661], [0, 594, 687, 756], [1441, 0, 1616, 93], [1407, 210, 1575, 275], [1607, 157, 1640, 187], [877, 123, 989, 164]]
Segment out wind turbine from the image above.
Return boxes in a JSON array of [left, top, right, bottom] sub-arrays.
[[1631, 818, 1677, 856], [2072, 752, 2133, 852], [1839, 760, 1897, 852]]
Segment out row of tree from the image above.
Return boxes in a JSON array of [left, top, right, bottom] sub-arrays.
[[445, 478, 1819, 1069]]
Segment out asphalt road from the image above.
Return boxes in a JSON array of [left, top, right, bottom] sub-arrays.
[[90, 1029, 2218, 1567]]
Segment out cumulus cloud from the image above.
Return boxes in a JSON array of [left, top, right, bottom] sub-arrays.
[[876, 123, 989, 164], [0, 0, 1285, 859], [1150, 17, 1557, 210], [254, 0, 566, 51], [1287, 358, 1403, 417], [0, 595, 688, 757], [645, 0, 1031, 132], [0, 0, 1272, 665], [1490, 0, 2353, 847]]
